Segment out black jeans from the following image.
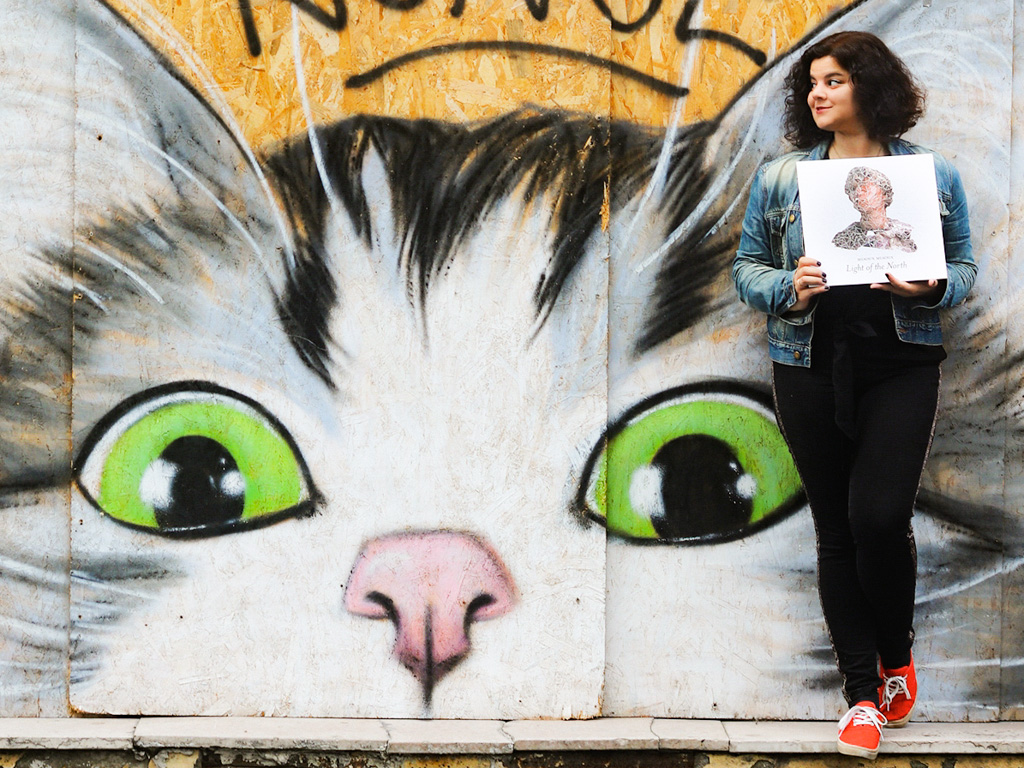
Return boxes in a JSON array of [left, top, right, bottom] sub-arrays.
[[773, 360, 940, 706]]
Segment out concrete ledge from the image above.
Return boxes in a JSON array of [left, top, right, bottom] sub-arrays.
[[0, 717, 1023, 755], [723, 720, 1024, 755], [383, 719, 512, 754], [134, 717, 389, 752], [651, 719, 730, 751], [0, 718, 138, 750], [884, 722, 1024, 754], [503, 718, 658, 750], [723, 720, 836, 753]]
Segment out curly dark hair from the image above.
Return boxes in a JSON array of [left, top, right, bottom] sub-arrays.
[[783, 31, 925, 148]]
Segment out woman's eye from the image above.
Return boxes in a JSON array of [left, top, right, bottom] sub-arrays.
[[75, 383, 315, 537], [580, 384, 804, 544]]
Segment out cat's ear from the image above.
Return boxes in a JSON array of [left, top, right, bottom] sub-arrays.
[[709, 0, 1013, 506], [0, 0, 289, 271], [623, 0, 1008, 357], [633, 0, 1015, 525], [610, 0, 803, 357], [0, 0, 293, 487], [695, 0, 1009, 225]]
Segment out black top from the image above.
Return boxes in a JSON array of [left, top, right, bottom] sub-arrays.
[[812, 285, 946, 369], [811, 285, 945, 437]]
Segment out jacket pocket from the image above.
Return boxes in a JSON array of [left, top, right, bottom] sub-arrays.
[[766, 210, 787, 267]]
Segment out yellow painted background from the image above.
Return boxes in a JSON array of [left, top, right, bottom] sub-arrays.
[[110, 0, 850, 147]]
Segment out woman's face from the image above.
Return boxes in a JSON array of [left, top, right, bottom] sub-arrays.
[[807, 56, 863, 136]]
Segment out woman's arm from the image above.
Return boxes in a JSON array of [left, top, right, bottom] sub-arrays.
[[932, 161, 977, 308], [732, 165, 827, 319]]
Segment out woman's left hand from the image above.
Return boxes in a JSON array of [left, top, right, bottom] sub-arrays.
[[870, 273, 944, 302]]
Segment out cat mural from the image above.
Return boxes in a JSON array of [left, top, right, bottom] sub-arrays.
[[0, 0, 1018, 720]]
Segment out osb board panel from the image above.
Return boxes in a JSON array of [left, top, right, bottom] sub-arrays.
[[997, 0, 1024, 720], [602, 0, 1015, 721], [65, 0, 608, 720], [107, 0, 854, 146], [0, 0, 76, 718], [610, 0, 851, 124]]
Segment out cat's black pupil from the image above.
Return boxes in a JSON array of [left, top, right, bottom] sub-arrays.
[[650, 435, 753, 539], [149, 436, 245, 529]]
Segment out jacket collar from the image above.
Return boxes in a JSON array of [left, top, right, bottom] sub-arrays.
[[811, 137, 911, 160]]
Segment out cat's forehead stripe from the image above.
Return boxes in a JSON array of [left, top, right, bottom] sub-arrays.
[[268, 111, 721, 381]]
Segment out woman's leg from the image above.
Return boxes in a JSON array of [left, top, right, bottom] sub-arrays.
[[773, 363, 881, 706], [847, 363, 940, 669]]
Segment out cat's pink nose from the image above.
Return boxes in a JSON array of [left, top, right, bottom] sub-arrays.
[[344, 532, 517, 701]]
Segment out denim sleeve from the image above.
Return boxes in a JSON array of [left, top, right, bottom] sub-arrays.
[[732, 165, 803, 320], [917, 157, 977, 310]]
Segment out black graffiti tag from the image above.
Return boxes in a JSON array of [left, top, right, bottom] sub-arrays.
[[237, 0, 767, 92]]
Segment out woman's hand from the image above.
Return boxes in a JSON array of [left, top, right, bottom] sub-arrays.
[[788, 256, 829, 313], [870, 273, 944, 303]]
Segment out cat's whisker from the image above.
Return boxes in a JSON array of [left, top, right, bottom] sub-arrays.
[[0, 659, 65, 673], [0, 680, 65, 696], [0, 616, 67, 648], [71, 574, 175, 603], [77, 109, 267, 265], [916, 554, 1024, 604], [74, 282, 108, 312], [633, 84, 769, 276], [290, 4, 343, 234], [111, 0, 296, 269], [72, 618, 122, 634], [926, 658, 1003, 669], [774, 660, 842, 673], [0, 554, 67, 590], [79, 243, 164, 304]]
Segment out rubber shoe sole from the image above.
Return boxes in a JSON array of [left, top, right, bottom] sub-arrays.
[[885, 704, 914, 728], [837, 739, 880, 760]]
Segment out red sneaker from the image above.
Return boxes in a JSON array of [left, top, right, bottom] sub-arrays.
[[879, 654, 917, 727], [837, 701, 886, 759]]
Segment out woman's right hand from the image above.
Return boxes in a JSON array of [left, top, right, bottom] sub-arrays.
[[788, 255, 829, 314]]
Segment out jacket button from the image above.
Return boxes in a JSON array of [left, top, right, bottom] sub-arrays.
[[793, 351, 801, 360], [789, 214, 796, 223]]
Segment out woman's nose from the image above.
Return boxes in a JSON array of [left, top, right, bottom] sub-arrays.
[[343, 531, 517, 704]]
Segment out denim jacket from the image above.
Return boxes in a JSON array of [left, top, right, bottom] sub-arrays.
[[732, 138, 976, 367]]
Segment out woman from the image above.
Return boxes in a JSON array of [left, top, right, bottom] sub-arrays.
[[732, 31, 976, 759]]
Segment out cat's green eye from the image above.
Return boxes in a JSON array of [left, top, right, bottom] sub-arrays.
[[581, 384, 804, 544], [75, 383, 315, 537]]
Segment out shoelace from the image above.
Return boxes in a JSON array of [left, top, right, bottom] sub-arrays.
[[882, 674, 910, 707], [838, 704, 887, 736]]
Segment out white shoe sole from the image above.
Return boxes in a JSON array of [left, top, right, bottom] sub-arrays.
[[837, 739, 879, 759], [884, 710, 913, 728]]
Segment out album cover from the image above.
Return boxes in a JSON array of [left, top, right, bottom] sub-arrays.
[[797, 153, 945, 287]]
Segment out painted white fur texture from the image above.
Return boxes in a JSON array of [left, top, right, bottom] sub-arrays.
[[0, 0, 1019, 721]]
